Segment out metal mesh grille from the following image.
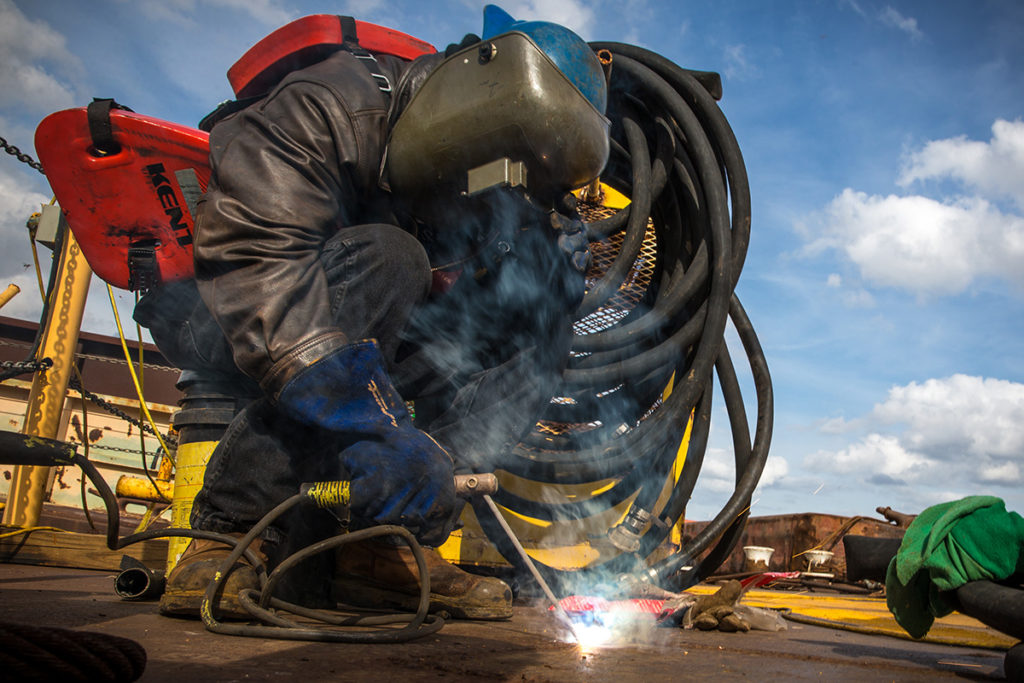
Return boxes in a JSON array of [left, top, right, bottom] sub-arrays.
[[532, 199, 660, 440], [573, 204, 658, 336]]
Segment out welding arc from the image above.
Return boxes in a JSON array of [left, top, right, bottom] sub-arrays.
[[473, 42, 773, 591]]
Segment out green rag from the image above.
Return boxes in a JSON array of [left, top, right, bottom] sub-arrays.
[[885, 495, 1024, 639]]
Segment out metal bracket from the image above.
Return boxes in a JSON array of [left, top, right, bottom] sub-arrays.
[[466, 158, 527, 196]]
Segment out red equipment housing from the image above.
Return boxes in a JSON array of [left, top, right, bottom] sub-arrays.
[[35, 108, 210, 290], [228, 15, 436, 99]]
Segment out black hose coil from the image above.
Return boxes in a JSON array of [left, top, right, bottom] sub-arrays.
[[473, 42, 774, 591]]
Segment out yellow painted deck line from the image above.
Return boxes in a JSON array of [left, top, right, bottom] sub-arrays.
[[687, 585, 1018, 650]]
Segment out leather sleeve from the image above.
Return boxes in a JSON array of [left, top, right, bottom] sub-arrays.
[[193, 52, 403, 400]]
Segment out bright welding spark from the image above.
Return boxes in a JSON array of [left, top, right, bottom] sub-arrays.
[[573, 620, 612, 655], [568, 610, 642, 655]]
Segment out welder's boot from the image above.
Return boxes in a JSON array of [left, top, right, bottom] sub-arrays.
[[333, 539, 513, 620], [158, 534, 267, 620]]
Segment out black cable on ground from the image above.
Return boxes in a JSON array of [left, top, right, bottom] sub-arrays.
[[0, 432, 438, 642], [199, 492, 444, 643], [952, 580, 1024, 642], [471, 42, 772, 593]]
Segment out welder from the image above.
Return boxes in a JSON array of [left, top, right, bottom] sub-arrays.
[[133, 5, 609, 620]]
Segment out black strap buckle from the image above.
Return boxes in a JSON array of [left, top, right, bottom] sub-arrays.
[[348, 48, 393, 93], [370, 72, 393, 94], [127, 240, 159, 292], [86, 98, 135, 156]]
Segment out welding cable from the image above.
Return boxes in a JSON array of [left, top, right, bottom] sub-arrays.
[[0, 431, 266, 575], [0, 430, 443, 643], [650, 295, 773, 587], [199, 489, 444, 643], [114, 482, 443, 642], [471, 42, 772, 591], [121, 499, 443, 641], [574, 108, 656, 319], [505, 52, 734, 482], [510, 50, 737, 475]]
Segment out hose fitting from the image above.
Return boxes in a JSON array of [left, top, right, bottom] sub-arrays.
[[607, 505, 652, 553]]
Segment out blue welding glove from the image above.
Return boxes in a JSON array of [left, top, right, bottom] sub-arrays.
[[276, 340, 458, 546]]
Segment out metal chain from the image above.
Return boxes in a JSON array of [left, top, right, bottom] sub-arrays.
[[0, 135, 46, 175], [1, 358, 53, 373], [68, 374, 178, 447], [1, 359, 177, 445], [82, 442, 165, 457]]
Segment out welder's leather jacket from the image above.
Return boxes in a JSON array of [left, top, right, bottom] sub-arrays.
[[193, 50, 441, 401]]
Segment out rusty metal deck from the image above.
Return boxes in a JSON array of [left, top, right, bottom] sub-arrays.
[[0, 563, 1009, 681]]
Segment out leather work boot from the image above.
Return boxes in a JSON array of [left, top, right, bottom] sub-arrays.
[[158, 534, 267, 620], [333, 539, 513, 620]]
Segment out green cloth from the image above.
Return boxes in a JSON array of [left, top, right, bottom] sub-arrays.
[[885, 495, 1024, 639]]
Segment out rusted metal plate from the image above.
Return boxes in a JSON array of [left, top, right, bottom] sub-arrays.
[[682, 512, 905, 579]]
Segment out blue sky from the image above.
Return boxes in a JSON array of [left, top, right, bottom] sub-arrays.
[[1, 0, 1022, 522]]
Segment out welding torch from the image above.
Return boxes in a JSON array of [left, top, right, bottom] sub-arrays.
[[299, 472, 498, 506]]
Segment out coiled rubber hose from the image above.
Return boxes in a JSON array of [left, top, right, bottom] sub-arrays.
[[472, 42, 773, 592]]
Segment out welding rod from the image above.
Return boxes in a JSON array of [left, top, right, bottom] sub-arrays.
[[481, 493, 577, 637]]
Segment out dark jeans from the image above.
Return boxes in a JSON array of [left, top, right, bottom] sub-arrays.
[[135, 223, 572, 543]]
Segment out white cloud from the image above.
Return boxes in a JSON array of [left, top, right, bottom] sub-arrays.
[[800, 120, 1024, 297], [723, 44, 758, 81], [695, 446, 790, 496], [807, 432, 929, 480], [818, 415, 855, 434], [802, 188, 1024, 295], [0, 163, 51, 322], [0, 0, 82, 114], [841, 0, 867, 18], [758, 455, 790, 487], [0, 165, 49, 232], [979, 461, 1019, 483], [806, 375, 1024, 494], [899, 119, 1024, 210], [210, 0, 294, 26], [698, 446, 736, 494], [844, 287, 875, 308], [873, 374, 1024, 460], [878, 6, 923, 41], [824, 273, 875, 306]]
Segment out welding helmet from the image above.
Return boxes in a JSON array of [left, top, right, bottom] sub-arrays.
[[480, 5, 607, 114], [385, 4, 610, 216]]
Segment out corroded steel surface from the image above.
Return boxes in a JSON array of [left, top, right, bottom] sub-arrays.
[[0, 563, 1006, 681], [683, 512, 906, 579]]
